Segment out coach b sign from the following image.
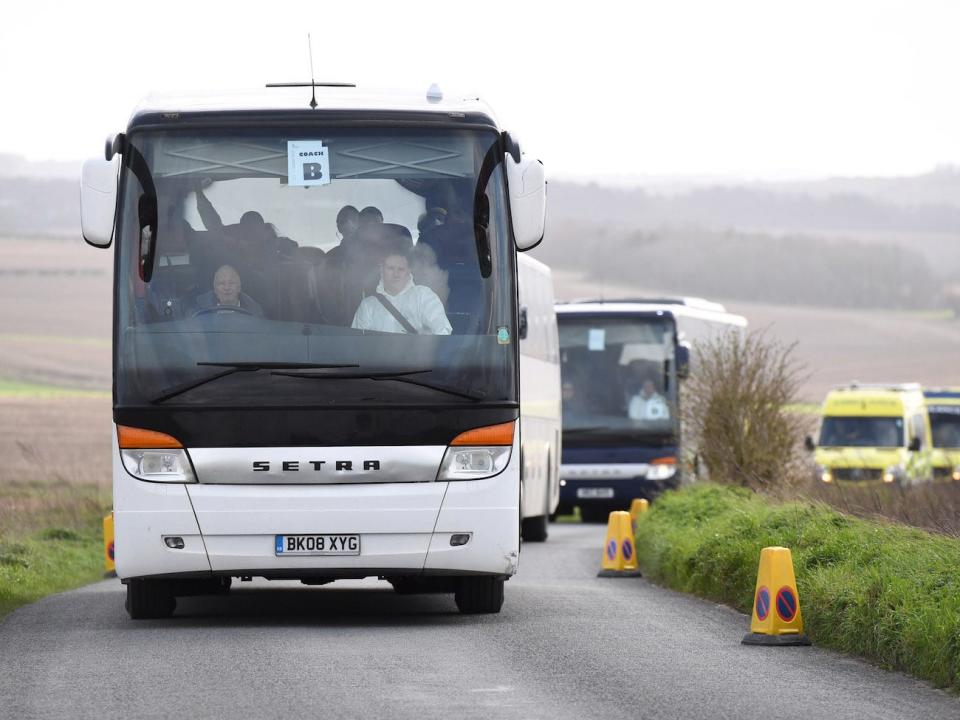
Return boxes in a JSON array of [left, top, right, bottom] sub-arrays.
[[288, 140, 330, 187]]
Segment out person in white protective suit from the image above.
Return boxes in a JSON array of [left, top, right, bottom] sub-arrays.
[[628, 379, 671, 421], [351, 250, 452, 335]]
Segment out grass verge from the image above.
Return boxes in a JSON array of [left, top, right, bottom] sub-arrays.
[[0, 481, 110, 620], [635, 483, 960, 691], [0, 530, 104, 619]]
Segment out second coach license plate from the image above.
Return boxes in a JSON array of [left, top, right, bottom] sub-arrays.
[[275, 534, 360, 556], [577, 487, 614, 499]]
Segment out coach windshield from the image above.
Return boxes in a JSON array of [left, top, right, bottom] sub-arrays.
[[114, 126, 516, 408], [559, 315, 679, 445]]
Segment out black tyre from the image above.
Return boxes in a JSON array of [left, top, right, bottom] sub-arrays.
[[454, 576, 505, 614], [521, 513, 549, 542], [580, 505, 610, 524], [389, 577, 421, 595], [125, 579, 176, 619]]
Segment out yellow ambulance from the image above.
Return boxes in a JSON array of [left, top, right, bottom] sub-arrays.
[[808, 383, 931, 486], [924, 388, 960, 482]]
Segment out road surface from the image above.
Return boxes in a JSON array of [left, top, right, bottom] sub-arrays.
[[1, 523, 957, 719]]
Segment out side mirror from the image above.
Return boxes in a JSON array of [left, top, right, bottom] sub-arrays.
[[506, 153, 545, 252], [804, 435, 816, 452], [80, 156, 119, 248], [518, 306, 529, 339], [908, 436, 921, 452], [676, 343, 691, 380]]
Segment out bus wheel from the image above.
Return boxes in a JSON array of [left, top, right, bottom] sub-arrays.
[[454, 576, 505, 614], [580, 505, 609, 524], [125, 579, 176, 619], [389, 577, 421, 595], [521, 513, 549, 542]]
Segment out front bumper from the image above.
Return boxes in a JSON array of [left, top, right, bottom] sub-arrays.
[[112, 436, 521, 581], [559, 463, 678, 508]]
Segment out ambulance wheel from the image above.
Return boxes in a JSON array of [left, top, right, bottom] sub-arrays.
[[125, 579, 176, 619], [521, 513, 549, 542], [454, 576, 504, 614]]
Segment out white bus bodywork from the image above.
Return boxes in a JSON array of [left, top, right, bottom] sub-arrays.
[[517, 254, 561, 541], [82, 85, 546, 616]]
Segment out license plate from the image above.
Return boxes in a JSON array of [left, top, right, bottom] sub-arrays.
[[577, 487, 614, 499], [275, 534, 360, 556]]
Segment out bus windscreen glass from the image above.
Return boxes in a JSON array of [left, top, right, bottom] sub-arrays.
[[114, 127, 516, 408], [559, 316, 677, 444]]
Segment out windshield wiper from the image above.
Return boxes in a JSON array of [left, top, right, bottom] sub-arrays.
[[565, 426, 676, 442], [270, 368, 431, 380], [149, 362, 359, 404], [271, 368, 487, 402]]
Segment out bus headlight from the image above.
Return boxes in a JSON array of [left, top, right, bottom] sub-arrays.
[[953, 466, 960, 482], [117, 425, 194, 483], [646, 461, 677, 481], [817, 466, 833, 483], [437, 447, 512, 481], [120, 449, 196, 483], [438, 421, 515, 481]]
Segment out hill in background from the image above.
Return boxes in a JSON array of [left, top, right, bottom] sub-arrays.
[[532, 171, 960, 311]]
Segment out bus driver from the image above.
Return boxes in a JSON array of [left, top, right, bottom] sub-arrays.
[[352, 251, 452, 335], [628, 378, 670, 421], [193, 264, 264, 317]]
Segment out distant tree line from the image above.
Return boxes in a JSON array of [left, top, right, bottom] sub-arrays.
[[534, 221, 942, 310], [547, 181, 960, 235]]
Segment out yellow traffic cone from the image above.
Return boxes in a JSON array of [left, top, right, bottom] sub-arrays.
[[629, 498, 649, 533], [742, 546, 810, 645], [597, 511, 642, 577], [103, 512, 116, 578]]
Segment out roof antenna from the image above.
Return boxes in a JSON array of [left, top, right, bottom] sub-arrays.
[[307, 34, 317, 109]]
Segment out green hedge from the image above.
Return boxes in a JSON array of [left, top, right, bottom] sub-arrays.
[[0, 529, 104, 619], [635, 484, 960, 690]]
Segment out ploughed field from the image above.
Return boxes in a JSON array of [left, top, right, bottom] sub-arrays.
[[0, 236, 111, 391], [0, 236, 111, 538]]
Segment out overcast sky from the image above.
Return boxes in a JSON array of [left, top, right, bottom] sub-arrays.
[[2, 0, 959, 182]]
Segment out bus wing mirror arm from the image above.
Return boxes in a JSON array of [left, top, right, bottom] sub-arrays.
[[676, 343, 691, 380]]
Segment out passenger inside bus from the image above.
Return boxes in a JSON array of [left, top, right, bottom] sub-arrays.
[[562, 379, 591, 416], [359, 205, 384, 227], [416, 187, 482, 334], [351, 249, 452, 335]]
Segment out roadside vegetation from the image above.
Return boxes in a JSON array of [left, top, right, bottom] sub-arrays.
[[0, 480, 109, 619], [681, 329, 960, 534], [681, 329, 809, 489], [641, 328, 960, 690], [0, 396, 112, 620], [635, 484, 960, 691]]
